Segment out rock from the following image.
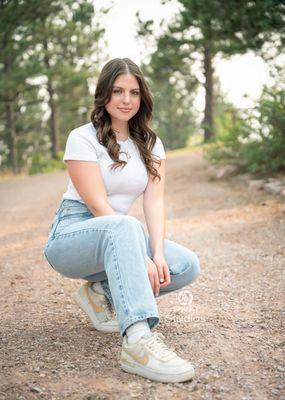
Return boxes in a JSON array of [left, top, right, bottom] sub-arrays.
[[27, 384, 44, 393], [249, 179, 265, 190], [264, 181, 284, 195], [234, 173, 253, 182], [216, 165, 238, 179]]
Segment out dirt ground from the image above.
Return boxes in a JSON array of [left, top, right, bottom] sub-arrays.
[[0, 148, 284, 400]]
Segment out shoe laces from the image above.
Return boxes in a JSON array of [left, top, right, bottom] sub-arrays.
[[104, 297, 116, 320], [89, 284, 116, 321], [144, 332, 177, 362]]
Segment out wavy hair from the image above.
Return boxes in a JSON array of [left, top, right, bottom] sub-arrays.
[[90, 58, 162, 182]]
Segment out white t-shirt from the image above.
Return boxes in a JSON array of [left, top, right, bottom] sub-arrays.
[[62, 122, 166, 215]]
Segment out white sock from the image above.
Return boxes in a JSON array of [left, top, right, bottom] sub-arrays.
[[126, 320, 151, 344], [91, 282, 105, 295]]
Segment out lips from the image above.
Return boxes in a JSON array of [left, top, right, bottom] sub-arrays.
[[118, 108, 132, 112]]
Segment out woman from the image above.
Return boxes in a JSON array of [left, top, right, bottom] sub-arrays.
[[44, 58, 200, 383]]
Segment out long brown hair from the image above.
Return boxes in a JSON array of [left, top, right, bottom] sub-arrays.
[[90, 58, 162, 182]]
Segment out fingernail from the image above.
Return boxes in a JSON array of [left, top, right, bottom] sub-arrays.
[[160, 278, 164, 283], [155, 293, 159, 297]]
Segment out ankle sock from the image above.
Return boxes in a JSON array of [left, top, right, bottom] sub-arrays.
[[126, 320, 151, 344], [91, 282, 105, 295]]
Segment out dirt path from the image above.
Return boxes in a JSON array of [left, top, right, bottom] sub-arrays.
[[0, 148, 284, 400]]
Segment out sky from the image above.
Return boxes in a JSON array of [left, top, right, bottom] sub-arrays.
[[94, 0, 272, 111]]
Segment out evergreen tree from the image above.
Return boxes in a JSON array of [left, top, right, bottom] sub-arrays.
[[141, 34, 199, 149], [137, 0, 284, 142], [0, 0, 109, 172]]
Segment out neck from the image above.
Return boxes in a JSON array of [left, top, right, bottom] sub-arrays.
[[111, 119, 129, 139]]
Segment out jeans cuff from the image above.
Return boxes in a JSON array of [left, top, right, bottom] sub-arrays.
[[120, 313, 160, 337]]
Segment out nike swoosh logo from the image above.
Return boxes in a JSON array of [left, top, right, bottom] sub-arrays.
[[85, 285, 104, 313], [124, 348, 149, 366]]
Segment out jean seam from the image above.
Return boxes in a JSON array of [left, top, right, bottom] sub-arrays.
[[108, 230, 129, 316], [51, 207, 65, 240], [59, 212, 91, 220], [45, 227, 113, 252], [49, 227, 113, 241]]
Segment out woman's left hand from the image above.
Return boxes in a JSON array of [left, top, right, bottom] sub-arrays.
[[152, 253, 171, 287]]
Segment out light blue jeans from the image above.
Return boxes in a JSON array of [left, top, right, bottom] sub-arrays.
[[44, 199, 200, 336]]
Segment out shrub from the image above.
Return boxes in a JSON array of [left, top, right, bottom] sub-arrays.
[[28, 151, 66, 175], [204, 83, 285, 175]]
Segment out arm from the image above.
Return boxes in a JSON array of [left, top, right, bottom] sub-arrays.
[[143, 159, 170, 289], [66, 160, 117, 217], [143, 159, 166, 256]]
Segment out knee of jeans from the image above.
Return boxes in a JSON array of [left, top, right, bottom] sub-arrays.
[[115, 215, 144, 231], [181, 252, 200, 284]]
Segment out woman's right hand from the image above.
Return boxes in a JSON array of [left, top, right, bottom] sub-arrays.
[[146, 255, 160, 297]]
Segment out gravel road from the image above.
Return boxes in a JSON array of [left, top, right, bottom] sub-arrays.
[[0, 148, 284, 400]]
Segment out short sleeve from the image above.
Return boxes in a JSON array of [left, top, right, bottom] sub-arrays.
[[63, 130, 99, 162], [151, 136, 166, 160]]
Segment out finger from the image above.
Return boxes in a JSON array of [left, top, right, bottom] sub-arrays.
[[156, 266, 165, 284], [148, 272, 155, 293], [160, 265, 171, 286], [153, 269, 160, 297], [164, 264, 171, 284]]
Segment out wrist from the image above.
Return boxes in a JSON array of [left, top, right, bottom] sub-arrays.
[[152, 250, 164, 258]]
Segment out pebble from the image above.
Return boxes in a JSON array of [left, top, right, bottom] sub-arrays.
[[27, 384, 44, 393]]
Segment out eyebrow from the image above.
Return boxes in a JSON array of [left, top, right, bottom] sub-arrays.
[[113, 86, 140, 90]]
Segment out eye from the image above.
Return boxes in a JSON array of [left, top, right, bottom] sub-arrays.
[[113, 89, 121, 94], [132, 91, 140, 96]]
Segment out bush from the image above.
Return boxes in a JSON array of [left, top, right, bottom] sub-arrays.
[[204, 83, 285, 175], [28, 151, 66, 175]]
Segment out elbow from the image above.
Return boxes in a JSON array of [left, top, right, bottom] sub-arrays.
[[87, 198, 116, 217]]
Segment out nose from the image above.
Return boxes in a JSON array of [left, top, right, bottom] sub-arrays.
[[122, 92, 131, 104]]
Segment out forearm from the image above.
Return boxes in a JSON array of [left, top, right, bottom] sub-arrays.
[[143, 199, 166, 256], [88, 198, 117, 217]]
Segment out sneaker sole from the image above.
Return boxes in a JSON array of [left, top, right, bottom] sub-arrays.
[[74, 291, 120, 333], [120, 359, 195, 383]]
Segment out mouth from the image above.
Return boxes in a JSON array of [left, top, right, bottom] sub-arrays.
[[118, 108, 132, 113]]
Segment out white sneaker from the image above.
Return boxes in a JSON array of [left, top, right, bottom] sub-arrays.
[[120, 331, 195, 383], [74, 282, 119, 333]]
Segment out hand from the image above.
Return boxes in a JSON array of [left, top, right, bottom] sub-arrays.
[[146, 255, 160, 297], [152, 253, 171, 288]]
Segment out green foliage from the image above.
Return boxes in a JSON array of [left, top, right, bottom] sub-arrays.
[[28, 151, 65, 175], [0, 0, 108, 173], [204, 76, 285, 175], [167, 0, 284, 56], [155, 0, 285, 142], [140, 34, 199, 150]]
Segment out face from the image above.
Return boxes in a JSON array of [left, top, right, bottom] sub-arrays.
[[105, 74, 141, 123]]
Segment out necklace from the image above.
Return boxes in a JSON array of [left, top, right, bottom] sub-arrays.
[[113, 128, 132, 160], [121, 138, 132, 160]]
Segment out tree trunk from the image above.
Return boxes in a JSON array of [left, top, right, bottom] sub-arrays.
[[3, 53, 18, 173], [203, 45, 214, 142], [2, 29, 18, 173], [5, 96, 18, 173], [47, 79, 59, 158], [43, 38, 60, 159]]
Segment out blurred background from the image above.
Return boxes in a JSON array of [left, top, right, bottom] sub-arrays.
[[0, 0, 284, 177]]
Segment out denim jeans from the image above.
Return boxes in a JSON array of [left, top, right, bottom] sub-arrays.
[[44, 199, 200, 336]]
